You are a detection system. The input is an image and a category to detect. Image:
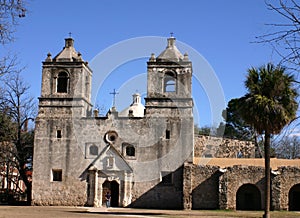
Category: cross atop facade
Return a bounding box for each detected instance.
[110,88,119,108]
[170,32,174,37]
[69,32,72,38]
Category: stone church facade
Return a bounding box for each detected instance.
[32,37,300,211]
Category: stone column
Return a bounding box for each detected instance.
[183,163,192,210]
[219,172,228,209]
[87,166,99,207]
[271,173,281,210]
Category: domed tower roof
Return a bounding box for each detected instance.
[156,36,183,62]
[119,93,145,117]
[52,38,83,62]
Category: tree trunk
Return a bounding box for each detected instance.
[263,132,271,218]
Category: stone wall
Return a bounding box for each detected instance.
[272,167,300,210]
[194,135,255,158]
[219,165,265,210]
[130,166,183,209]
[191,165,220,209]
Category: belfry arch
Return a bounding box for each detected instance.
[56,71,69,93]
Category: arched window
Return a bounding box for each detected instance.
[57,72,69,93]
[89,145,98,156]
[164,72,176,92]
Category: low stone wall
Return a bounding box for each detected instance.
[187,162,300,211]
[194,135,255,158]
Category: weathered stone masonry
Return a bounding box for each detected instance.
[32,36,300,211]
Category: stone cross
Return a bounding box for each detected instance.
[110,89,119,108]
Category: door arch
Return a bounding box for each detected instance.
[236,184,261,210]
[289,184,300,211]
[102,180,119,207]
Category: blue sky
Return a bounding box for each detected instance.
[4,0,287,127]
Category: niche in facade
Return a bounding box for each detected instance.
[85,143,99,159]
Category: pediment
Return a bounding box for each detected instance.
[89,145,133,173]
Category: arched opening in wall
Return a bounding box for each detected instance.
[164,72,176,92]
[236,184,261,210]
[57,71,69,93]
[289,184,300,211]
[102,180,119,207]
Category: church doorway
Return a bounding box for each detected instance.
[289,184,300,211]
[102,180,119,207]
[236,184,261,210]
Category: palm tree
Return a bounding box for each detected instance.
[238,63,298,218]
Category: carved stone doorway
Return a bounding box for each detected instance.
[102,180,119,207]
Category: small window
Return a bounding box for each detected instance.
[164,73,176,92]
[166,130,170,139]
[57,130,62,138]
[89,145,98,156]
[162,172,173,185]
[57,72,69,93]
[126,145,135,157]
[52,169,62,181]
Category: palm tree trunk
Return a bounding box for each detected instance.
[263,132,271,218]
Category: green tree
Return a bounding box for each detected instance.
[218,98,255,140]
[238,63,298,218]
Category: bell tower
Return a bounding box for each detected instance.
[39,37,92,117]
[145,36,194,165]
[145,36,193,117]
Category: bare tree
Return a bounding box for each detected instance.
[257,0,300,72]
[0,0,26,77]
[273,135,300,159]
[0,71,35,204]
[0,0,26,44]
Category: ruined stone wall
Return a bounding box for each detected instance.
[194,135,255,158]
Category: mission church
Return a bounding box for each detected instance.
[32,36,300,211]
